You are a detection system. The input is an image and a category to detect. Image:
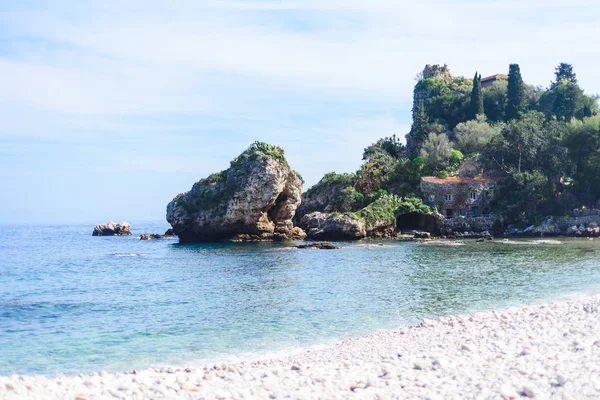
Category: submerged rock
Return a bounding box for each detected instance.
[92,221,131,236]
[301,212,366,240]
[166,142,305,243]
[296,242,339,250]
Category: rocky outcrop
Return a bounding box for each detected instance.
[294,173,358,224]
[301,212,366,241]
[166,142,305,243]
[140,232,176,240]
[140,229,176,240]
[92,221,131,236]
[507,215,600,237]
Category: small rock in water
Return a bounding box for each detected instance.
[296,242,339,250]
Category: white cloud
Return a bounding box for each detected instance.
[2,0,600,223]
[3,0,600,118]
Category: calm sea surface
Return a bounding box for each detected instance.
[1,222,600,376]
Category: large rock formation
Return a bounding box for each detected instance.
[166,142,306,243]
[301,212,366,241]
[299,193,436,241]
[92,221,131,236]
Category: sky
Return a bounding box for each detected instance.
[1,0,600,224]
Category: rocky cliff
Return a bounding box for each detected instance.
[166,142,305,242]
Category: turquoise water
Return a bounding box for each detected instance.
[1,223,600,376]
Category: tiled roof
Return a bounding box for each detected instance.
[481,74,508,82]
[422,177,500,184]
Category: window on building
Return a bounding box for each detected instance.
[471,191,477,200]
[445,194,452,202]
[428,194,435,203]
[472,207,479,216]
[458,209,465,217]
[446,209,454,218]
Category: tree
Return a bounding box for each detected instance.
[563,116,600,204]
[551,63,577,88]
[492,170,556,222]
[469,72,484,119]
[539,64,598,122]
[483,80,507,122]
[419,132,454,172]
[454,115,502,154]
[503,111,545,173]
[505,64,526,120]
[483,111,545,174]
[363,135,406,161]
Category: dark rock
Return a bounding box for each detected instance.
[140,233,175,240]
[296,242,339,250]
[93,221,131,236]
[414,231,431,239]
[164,228,175,236]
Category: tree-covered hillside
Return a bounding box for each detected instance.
[303,63,600,227]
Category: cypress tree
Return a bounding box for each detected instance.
[505,63,525,121]
[551,62,577,88]
[470,72,484,119]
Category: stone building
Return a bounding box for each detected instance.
[420,177,499,218]
[480,73,508,88]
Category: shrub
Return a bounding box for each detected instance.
[307,172,356,196]
[230,141,287,169]
[454,115,501,154]
[450,149,464,166]
[420,132,453,172]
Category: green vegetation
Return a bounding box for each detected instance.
[306,172,356,197]
[230,141,287,169]
[506,64,526,120]
[454,115,501,154]
[419,132,453,173]
[304,62,600,227]
[469,72,484,119]
[352,193,431,230]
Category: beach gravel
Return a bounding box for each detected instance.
[2,296,600,399]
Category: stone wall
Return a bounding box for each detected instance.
[442,215,496,235]
[420,178,496,217]
[422,64,451,80]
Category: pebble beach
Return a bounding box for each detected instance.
[3,296,600,399]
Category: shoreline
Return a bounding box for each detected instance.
[3,295,600,399]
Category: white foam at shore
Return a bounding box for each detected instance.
[3,295,600,399]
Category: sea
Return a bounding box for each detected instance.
[1,222,600,377]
